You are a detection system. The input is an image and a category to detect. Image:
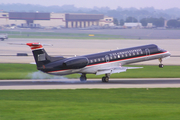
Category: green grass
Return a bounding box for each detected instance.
[0,88,180,120]
[0,31,122,39]
[0,63,180,79]
[68,65,180,78]
[66,65,180,78]
[0,64,37,79]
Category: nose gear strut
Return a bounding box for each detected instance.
[158,58,164,68]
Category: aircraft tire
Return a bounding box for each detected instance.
[102,77,109,82]
[105,77,109,82]
[80,75,87,82]
[102,77,105,82]
[159,64,164,68]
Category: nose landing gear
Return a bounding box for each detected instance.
[158,58,164,68]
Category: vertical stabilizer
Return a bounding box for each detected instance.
[26,43,51,69]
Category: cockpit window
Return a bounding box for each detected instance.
[158,47,166,52]
[158,47,161,51]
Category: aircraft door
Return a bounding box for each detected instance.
[105,55,109,62]
[145,48,150,60]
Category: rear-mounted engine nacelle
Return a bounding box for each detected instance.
[63,57,88,69]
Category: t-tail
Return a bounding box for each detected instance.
[26,43,65,70]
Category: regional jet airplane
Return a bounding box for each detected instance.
[25,43,170,82]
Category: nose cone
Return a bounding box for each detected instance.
[159,47,171,57]
[163,50,171,57]
[159,47,171,56]
[167,51,171,57]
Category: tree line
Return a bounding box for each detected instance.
[1,3,180,28]
[113,17,165,27]
[167,19,180,28]
[0,3,180,20]
[114,17,180,28]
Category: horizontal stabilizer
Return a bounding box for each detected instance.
[8,43,53,46]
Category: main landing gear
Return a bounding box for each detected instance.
[102,74,110,82]
[80,73,87,82]
[158,58,164,68]
[80,73,110,82]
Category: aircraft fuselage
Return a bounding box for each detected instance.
[38,44,170,76]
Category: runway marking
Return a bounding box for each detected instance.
[147,32,153,36]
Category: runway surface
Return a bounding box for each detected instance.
[0,38,180,90]
[0,38,180,65]
[1,78,180,90]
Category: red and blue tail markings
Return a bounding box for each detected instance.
[26,43,43,50]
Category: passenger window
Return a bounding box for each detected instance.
[129,53,131,56]
[110,56,113,59]
[102,58,105,61]
[98,58,101,61]
[122,55,124,57]
[137,52,139,55]
[114,56,116,59]
[125,54,128,57]
[133,53,135,55]
[90,60,93,63]
[94,59,97,62]
[141,51,143,54]
[118,55,120,58]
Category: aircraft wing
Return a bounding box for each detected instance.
[96,66,143,75]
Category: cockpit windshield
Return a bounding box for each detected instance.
[158,47,167,52]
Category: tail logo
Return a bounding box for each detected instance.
[38,53,46,61]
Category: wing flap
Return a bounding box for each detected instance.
[96,66,143,75]
[96,69,112,75]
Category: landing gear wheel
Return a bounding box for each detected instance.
[102,77,106,82]
[159,64,164,68]
[102,77,109,82]
[104,77,109,82]
[80,74,87,82]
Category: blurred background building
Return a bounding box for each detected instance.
[0,12,114,28]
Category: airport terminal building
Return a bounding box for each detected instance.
[0,12,114,28]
